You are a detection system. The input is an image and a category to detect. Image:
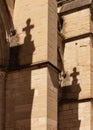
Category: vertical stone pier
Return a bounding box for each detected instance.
[5,0,58,130]
[58,1,93,130]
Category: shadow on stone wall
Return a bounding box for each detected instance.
[6,18,35,130]
[0,13,9,67]
[9,18,35,69]
[90,2,93,21]
[58,67,81,130]
[6,70,34,130]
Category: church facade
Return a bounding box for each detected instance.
[0,0,93,130]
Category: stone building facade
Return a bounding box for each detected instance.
[0,0,93,130]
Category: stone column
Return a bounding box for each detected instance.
[10,0,58,130]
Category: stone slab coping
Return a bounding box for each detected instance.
[59,0,92,14]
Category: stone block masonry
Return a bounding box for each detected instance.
[5,66,58,130]
[5,0,58,130]
[59,101,91,130]
[1,0,93,130]
[13,0,57,66]
[58,1,93,130]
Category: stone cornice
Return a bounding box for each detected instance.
[59,0,92,15]
[7,61,61,73]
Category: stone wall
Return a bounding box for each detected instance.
[59,102,91,130]
[62,9,90,39]
[5,0,58,130]
[13,0,57,66]
[58,1,93,130]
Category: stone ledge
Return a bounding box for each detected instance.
[59,97,93,104]
[63,32,92,43]
[7,61,61,73]
[59,0,92,15]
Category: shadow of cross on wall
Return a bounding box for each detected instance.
[69,67,81,99]
[61,67,81,100]
[6,19,35,130]
[58,67,81,130]
[9,18,35,69]
[70,67,79,86]
[23,18,34,37]
[19,18,35,66]
[59,67,81,130]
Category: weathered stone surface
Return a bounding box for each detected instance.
[5,1,58,130]
[0,1,93,130]
[62,8,90,39]
[5,66,58,130]
[13,0,57,66]
[60,0,92,14]
[6,68,47,129]
[58,1,93,130]
[61,37,91,100]
[59,101,92,130]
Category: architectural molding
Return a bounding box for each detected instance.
[59,0,92,15]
